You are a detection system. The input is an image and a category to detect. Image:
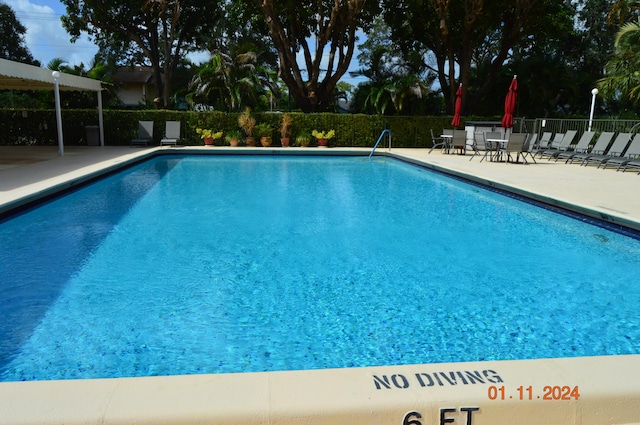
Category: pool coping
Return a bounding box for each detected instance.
[2,146,640,424]
[2,355,640,424]
[2,146,639,233]
[384,151,640,235]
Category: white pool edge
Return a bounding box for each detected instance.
[2,355,639,424]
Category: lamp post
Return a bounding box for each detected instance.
[52,71,64,156]
[588,88,598,132]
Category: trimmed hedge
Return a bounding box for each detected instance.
[0,109,496,148]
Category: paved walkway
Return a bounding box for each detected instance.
[1,145,638,231]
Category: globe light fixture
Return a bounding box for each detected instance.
[588,88,599,132]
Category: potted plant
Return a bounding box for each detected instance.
[238,107,256,146]
[279,113,293,147]
[225,129,243,147]
[296,131,312,147]
[255,123,274,147]
[196,128,223,146]
[312,129,336,147]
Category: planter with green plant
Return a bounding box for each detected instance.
[312,129,336,147]
[296,131,312,147]
[225,129,243,147]
[255,123,274,147]
[196,128,223,146]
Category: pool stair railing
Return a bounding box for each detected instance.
[369,129,392,159]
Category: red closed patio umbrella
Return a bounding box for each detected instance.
[451,83,463,127]
[501,75,518,129]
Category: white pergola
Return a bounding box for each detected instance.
[0,58,104,156]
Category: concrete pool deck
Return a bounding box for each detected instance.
[1,145,640,424]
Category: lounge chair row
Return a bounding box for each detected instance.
[429,128,640,173]
[130,121,181,147]
[531,130,640,172]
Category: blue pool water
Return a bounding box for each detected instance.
[1,155,640,382]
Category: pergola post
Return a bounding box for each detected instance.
[52,71,64,156]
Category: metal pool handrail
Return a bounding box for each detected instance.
[369,129,392,159]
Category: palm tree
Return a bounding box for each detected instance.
[189,45,273,112]
[599,19,640,104]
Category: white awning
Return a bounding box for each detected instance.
[0,58,102,91]
[0,59,104,155]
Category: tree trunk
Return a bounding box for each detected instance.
[256,0,366,112]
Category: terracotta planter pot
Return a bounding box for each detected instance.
[260,136,272,147]
[317,138,329,147]
[280,137,290,147]
[228,139,239,147]
[203,137,215,146]
[245,136,256,146]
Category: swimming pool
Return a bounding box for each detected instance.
[1,154,639,382]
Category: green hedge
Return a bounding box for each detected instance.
[0,109,492,148]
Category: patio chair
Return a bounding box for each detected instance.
[566,131,615,165]
[160,121,181,146]
[538,130,577,160]
[450,129,467,155]
[130,121,154,147]
[521,133,538,164]
[469,131,489,161]
[555,131,595,162]
[500,133,529,164]
[600,134,640,170]
[429,129,449,154]
[581,132,631,167]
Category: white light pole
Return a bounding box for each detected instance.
[588,88,599,132]
[52,71,64,156]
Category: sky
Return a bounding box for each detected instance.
[7,0,99,67]
[6,0,366,86]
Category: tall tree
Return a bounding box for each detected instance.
[383,0,572,114]
[60,0,224,108]
[0,3,38,65]
[251,0,376,112]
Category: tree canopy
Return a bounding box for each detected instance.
[60,0,225,108]
[598,0,640,109]
[6,0,635,117]
[380,0,577,115]
[0,3,38,65]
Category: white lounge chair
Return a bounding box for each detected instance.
[160,121,181,146]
